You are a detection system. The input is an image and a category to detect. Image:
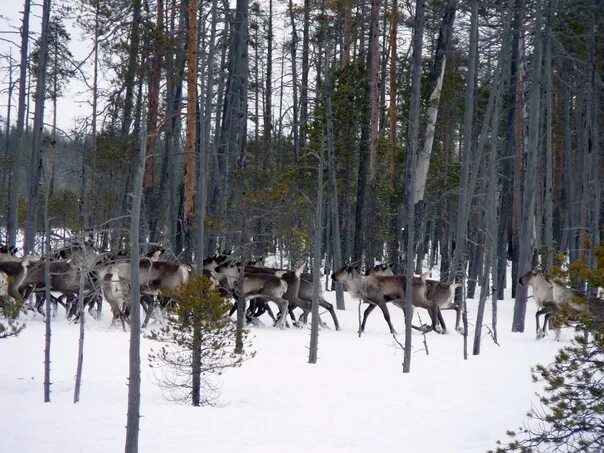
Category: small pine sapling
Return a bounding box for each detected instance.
[147,276,254,406]
[0,295,24,339]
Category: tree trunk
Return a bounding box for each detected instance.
[7,0,31,249]
[413,0,458,205]
[288,0,300,160]
[512,0,543,332]
[450,0,478,360]
[365,0,381,266]
[43,190,51,402]
[403,0,425,374]
[309,144,323,364]
[73,266,85,403]
[473,1,509,354]
[184,0,198,225]
[124,111,147,453]
[121,0,142,137]
[325,70,345,310]
[24,0,52,254]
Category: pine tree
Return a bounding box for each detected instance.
[147,276,254,406]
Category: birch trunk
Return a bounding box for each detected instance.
[413,0,458,204]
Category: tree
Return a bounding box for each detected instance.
[147,276,253,406]
[24,0,52,254]
[0,295,24,340]
[403,0,426,373]
[7,0,31,249]
[494,242,604,452]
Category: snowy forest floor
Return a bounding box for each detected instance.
[0,286,565,452]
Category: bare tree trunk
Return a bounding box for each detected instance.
[413,0,458,205]
[264,0,273,143]
[512,0,543,332]
[88,2,100,228]
[145,0,164,240]
[341,0,352,69]
[184,0,198,225]
[386,0,399,264]
[365,0,381,266]
[309,144,323,364]
[473,2,509,354]
[124,111,147,453]
[8,0,31,248]
[73,267,85,403]
[324,69,345,310]
[543,0,554,270]
[121,0,142,137]
[300,0,310,148]
[24,0,52,254]
[43,190,51,402]
[403,0,426,374]
[450,0,478,360]
[288,0,300,160]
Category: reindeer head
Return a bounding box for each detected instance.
[331,261,361,283]
[519,266,543,287]
[365,263,394,277]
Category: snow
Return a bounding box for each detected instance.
[0,287,565,453]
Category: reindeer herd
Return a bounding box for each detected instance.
[0,240,602,340]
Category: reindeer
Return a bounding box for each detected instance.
[213,260,290,329]
[425,280,462,334]
[98,258,191,329]
[362,264,458,334]
[518,267,559,339]
[243,264,341,329]
[332,263,435,335]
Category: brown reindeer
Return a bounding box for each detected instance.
[213,260,290,329]
[331,263,435,335]
[362,264,458,334]
[242,264,340,330]
[98,259,191,329]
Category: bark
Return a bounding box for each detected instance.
[43,193,51,402]
[450,0,478,360]
[121,0,142,137]
[73,266,85,403]
[512,0,543,332]
[413,0,458,204]
[473,1,509,354]
[263,0,272,143]
[365,0,381,266]
[124,111,147,453]
[341,0,352,69]
[309,144,323,364]
[403,0,426,374]
[386,0,399,265]
[543,0,554,270]
[144,0,164,239]
[288,0,300,160]
[24,0,52,254]
[300,0,310,148]
[8,0,30,248]
[184,0,198,224]
[325,72,345,310]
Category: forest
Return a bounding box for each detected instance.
[0,0,602,450]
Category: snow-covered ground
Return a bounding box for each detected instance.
[1,286,565,453]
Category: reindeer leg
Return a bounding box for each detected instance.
[536,308,546,339]
[264,296,289,329]
[431,304,446,334]
[320,299,340,331]
[437,308,447,333]
[360,303,377,335]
